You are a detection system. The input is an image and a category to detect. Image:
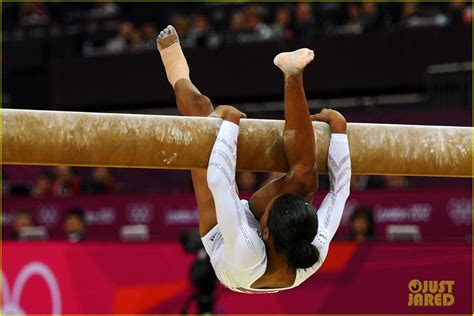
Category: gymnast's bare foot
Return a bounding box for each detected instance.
[157,25,179,51]
[157,25,190,87]
[273,48,315,76]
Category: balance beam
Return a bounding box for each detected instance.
[2,109,472,177]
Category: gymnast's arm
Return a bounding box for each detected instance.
[207,106,264,268]
[311,109,350,261]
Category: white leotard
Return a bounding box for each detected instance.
[203,120,351,294]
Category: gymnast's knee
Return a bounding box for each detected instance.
[192,94,212,110]
[175,90,212,116]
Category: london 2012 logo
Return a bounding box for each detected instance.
[2,262,62,315]
[408,279,455,307]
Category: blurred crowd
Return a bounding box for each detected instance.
[4,2,472,55]
[3,166,121,197]
[3,166,408,198]
[2,167,413,244]
[11,207,87,242]
[3,167,401,243]
[85,1,473,55]
[9,202,378,243]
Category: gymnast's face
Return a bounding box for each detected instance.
[259,195,282,241]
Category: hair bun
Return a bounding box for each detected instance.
[299,239,309,247]
[287,239,319,270]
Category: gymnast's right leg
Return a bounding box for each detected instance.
[157,25,217,236]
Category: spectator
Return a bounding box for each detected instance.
[242,5,273,42]
[12,209,34,240]
[348,206,376,242]
[350,175,370,191]
[448,0,472,24]
[188,14,212,47]
[172,15,194,48]
[2,170,10,196]
[31,169,54,197]
[105,21,140,54]
[89,1,120,19]
[401,2,449,28]
[384,176,408,189]
[360,2,383,32]
[293,2,317,40]
[401,1,419,27]
[82,167,115,194]
[336,3,363,34]
[228,6,272,43]
[139,22,158,51]
[52,166,81,197]
[271,6,294,40]
[19,2,49,26]
[237,171,259,193]
[316,2,345,33]
[82,28,112,56]
[64,208,87,242]
[227,10,246,43]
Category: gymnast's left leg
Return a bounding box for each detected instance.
[157,25,217,237]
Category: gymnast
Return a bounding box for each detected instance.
[157,25,351,293]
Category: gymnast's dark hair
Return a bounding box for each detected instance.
[267,193,319,270]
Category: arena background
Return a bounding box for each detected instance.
[1,2,472,314]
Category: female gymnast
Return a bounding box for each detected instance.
[157,25,351,293]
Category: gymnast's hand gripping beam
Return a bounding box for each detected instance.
[1,109,471,178]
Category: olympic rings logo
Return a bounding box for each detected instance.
[2,262,62,315]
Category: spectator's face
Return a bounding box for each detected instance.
[230,12,245,30]
[348,4,360,20]
[275,8,291,25]
[55,166,73,181]
[194,15,209,32]
[361,2,377,15]
[352,215,369,236]
[385,176,407,189]
[350,175,362,188]
[119,22,133,39]
[295,3,313,22]
[403,2,418,18]
[142,23,156,38]
[64,216,85,235]
[35,176,53,194]
[246,13,261,29]
[14,214,33,232]
[174,18,190,37]
[238,172,257,191]
[450,0,466,9]
[93,167,110,181]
